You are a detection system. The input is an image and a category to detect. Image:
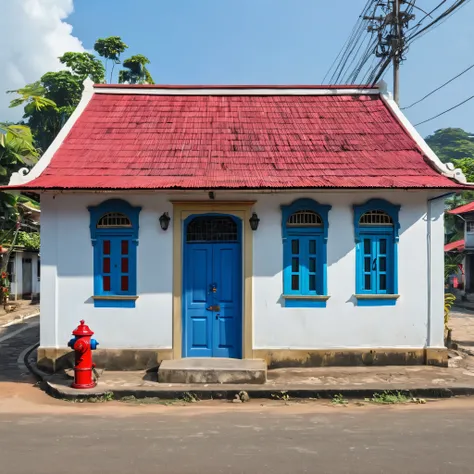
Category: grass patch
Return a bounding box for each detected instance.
[365,391,410,404]
[181,392,200,403]
[271,391,290,402]
[331,394,348,405]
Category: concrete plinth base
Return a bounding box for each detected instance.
[158,358,267,384]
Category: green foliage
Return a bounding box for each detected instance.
[9,70,84,151]
[119,54,154,84]
[0,124,39,183]
[59,52,105,84]
[425,128,474,164]
[365,391,409,404]
[445,253,464,284]
[331,394,348,405]
[444,293,456,331]
[94,36,128,62]
[94,36,128,83]
[7,82,57,115]
[8,35,152,150]
[445,194,470,236]
[271,390,290,402]
[16,231,40,250]
[451,158,474,183]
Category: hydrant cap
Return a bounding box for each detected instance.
[72,319,94,336]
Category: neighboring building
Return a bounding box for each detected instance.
[1,202,41,302]
[4,80,469,371]
[448,202,474,293]
[6,247,40,301]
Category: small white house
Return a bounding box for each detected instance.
[7,248,40,301]
[5,80,468,371]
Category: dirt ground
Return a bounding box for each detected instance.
[2,378,474,416]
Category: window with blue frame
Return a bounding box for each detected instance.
[353,199,400,306]
[281,199,331,307]
[88,200,141,308]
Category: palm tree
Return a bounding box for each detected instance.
[118,55,154,84]
[0,123,39,183]
[0,123,40,275]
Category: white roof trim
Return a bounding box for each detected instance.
[8,78,95,187]
[93,86,380,96]
[380,91,469,185]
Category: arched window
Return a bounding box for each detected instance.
[97,213,132,228]
[88,199,141,308]
[353,199,400,305]
[281,199,331,307]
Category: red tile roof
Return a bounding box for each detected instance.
[11,87,464,190]
[445,239,465,252]
[448,202,474,215]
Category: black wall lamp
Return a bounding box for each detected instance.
[159,212,171,231]
[249,212,260,231]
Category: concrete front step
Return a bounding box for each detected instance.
[158,358,267,384]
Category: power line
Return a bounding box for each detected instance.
[369,0,471,88]
[406,0,471,46]
[324,0,377,85]
[406,0,448,33]
[402,62,474,110]
[414,95,474,126]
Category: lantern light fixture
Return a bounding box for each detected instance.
[159,212,171,231]
[249,212,260,231]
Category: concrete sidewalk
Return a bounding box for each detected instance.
[451,308,474,356]
[30,355,474,401]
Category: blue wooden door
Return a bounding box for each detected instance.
[184,244,214,357]
[183,217,242,358]
[212,244,241,358]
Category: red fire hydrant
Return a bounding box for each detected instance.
[67,320,99,389]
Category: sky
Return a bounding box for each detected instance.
[1,0,474,138]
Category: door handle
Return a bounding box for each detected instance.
[372,258,377,271]
[206,305,220,312]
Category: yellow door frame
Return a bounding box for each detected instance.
[171,201,255,359]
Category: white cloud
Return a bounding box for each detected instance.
[0,0,84,121]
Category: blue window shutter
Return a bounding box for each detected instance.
[88,199,141,308]
[281,199,331,306]
[353,199,399,299]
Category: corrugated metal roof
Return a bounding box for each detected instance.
[445,239,465,252]
[449,202,474,215]
[12,91,463,190]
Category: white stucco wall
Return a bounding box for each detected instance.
[39,190,445,351]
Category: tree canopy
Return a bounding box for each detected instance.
[7,36,154,151]
[425,128,474,165]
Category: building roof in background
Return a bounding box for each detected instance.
[4,83,467,191]
[445,239,465,252]
[448,202,474,215]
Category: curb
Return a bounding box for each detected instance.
[451,341,474,357]
[24,352,474,402]
[42,381,474,402]
[23,343,47,382]
[1,311,40,328]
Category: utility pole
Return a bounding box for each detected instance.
[364,0,414,105]
[393,0,401,104]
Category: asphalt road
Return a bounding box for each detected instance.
[1,316,474,473]
[1,399,474,474]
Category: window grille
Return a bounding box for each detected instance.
[97,213,132,228]
[359,210,393,226]
[467,221,474,233]
[287,210,323,227]
[187,216,238,242]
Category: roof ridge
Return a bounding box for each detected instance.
[93,84,379,90]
